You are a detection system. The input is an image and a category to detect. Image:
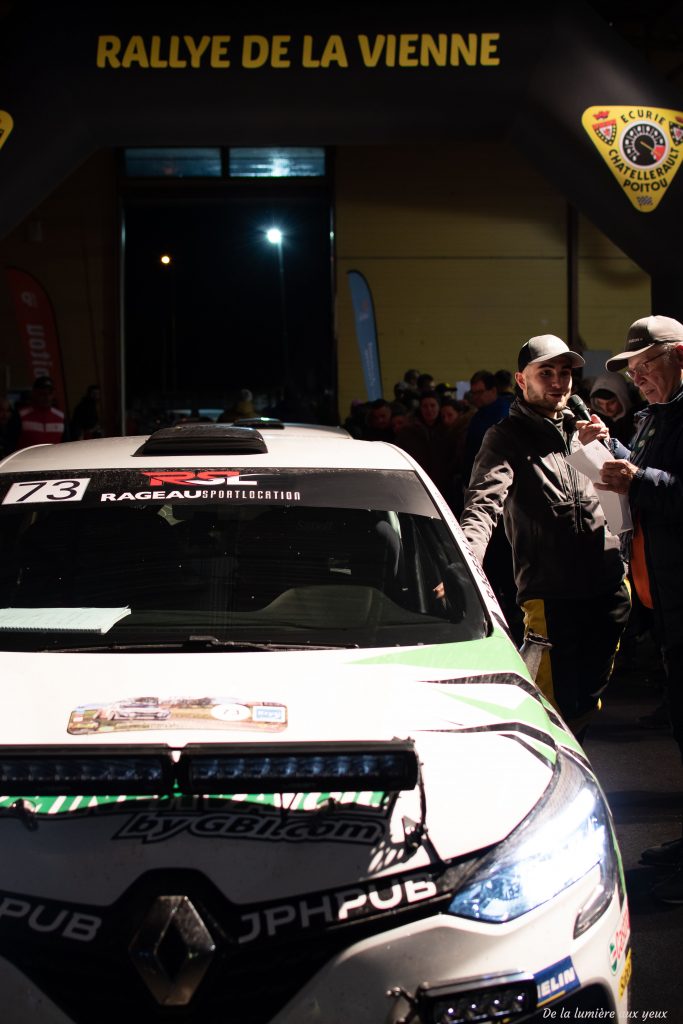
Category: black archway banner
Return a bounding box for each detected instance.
[1,2,682,279]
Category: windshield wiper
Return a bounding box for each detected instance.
[46,637,358,653]
[188,636,359,650]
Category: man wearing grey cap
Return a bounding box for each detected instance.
[460,334,630,741]
[597,314,683,905]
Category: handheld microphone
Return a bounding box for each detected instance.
[567,394,593,423]
[567,393,610,449]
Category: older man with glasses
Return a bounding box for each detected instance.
[598,314,683,905]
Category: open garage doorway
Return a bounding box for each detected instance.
[122,166,336,433]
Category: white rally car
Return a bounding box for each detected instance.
[0,422,630,1024]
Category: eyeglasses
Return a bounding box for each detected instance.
[625,349,668,382]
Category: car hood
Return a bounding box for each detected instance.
[0,631,584,903]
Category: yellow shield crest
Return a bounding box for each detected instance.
[582,105,683,212]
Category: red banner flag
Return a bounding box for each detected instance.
[5,266,68,413]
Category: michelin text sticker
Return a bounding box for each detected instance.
[534,957,580,1006]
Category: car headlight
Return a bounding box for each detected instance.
[448,753,618,928]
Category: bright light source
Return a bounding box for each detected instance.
[160,254,172,265]
[420,980,536,1023]
[266,228,283,245]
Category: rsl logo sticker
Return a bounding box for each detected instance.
[582,105,683,212]
[0,111,13,152]
[140,471,257,487]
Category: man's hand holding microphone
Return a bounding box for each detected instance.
[567,394,611,447]
[568,393,637,494]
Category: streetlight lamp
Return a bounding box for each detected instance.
[265,227,289,384]
[159,252,176,398]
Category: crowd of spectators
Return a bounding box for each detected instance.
[345,362,646,507]
[344,365,524,518]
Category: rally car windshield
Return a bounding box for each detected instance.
[0,467,489,650]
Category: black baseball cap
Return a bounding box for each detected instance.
[605,315,683,372]
[518,335,585,372]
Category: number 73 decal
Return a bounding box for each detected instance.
[2,478,91,504]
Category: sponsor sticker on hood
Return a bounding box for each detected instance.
[68,695,288,734]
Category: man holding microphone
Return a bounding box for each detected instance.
[460,334,630,742]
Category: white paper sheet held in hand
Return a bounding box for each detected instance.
[565,440,633,535]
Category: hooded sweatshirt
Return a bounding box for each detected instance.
[589,372,633,421]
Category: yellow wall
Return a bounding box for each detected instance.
[577,215,651,352]
[334,143,650,415]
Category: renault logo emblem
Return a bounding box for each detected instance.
[129,895,216,1005]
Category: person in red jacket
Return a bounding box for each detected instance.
[16,376,67,449]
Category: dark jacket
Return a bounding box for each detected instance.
[613,382,683,648]
[463,394,511,484]
[395,418,450,494]
[460,398,624,604]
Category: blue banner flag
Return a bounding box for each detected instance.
[347,270,382,401]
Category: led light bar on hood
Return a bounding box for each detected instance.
[177,741,419,794]
[0,746,173,795]
[0,741,419,797]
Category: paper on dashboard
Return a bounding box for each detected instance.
[0,606,131,633]
[565,440,633,534]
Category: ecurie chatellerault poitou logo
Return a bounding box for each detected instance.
[582,105,683,212]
